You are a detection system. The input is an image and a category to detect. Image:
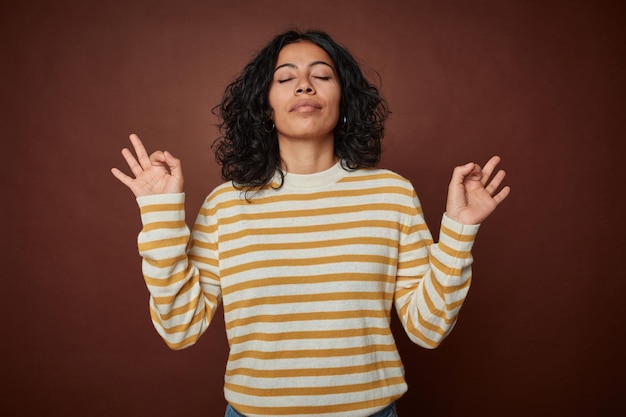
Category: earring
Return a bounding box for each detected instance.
[263,120,275,133]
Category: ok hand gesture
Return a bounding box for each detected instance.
[111,134,184,197]
[445,156,510,225]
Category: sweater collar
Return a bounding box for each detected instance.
[279,160,348,189]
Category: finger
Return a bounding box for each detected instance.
[111,167,134,188]
[129,133,152,169]
[485,169,507,195]
[121,147,145,178]
[480,156,502,186]
[492,185,511,205]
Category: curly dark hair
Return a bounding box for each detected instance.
[212,30,390,190]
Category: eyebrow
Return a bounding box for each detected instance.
[274,61,335,73]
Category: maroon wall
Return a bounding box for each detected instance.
[3,1,624,416]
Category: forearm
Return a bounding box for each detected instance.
[396,214,479,348]
[137,193,214,349]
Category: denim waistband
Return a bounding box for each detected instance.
[370,401,397,417]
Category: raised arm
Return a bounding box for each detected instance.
[112,134,219,349]
[395,156,510,348]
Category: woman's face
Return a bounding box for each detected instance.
[268,40,341,146]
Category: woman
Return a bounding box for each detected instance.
[111,30,509,417]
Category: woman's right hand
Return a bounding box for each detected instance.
[111,134,184,197]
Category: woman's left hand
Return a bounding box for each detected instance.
[445,156,510,225]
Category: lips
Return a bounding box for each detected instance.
[289,99,322,112]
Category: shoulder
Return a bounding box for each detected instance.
[198,180,246,212]
[340,167,416,191]
[201,180,279,210]
[332,167,421,210]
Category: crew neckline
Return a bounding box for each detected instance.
[279,160,348,189]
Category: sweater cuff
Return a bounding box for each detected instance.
[440,213,480,253]
[136,192,185,205]
[136,193,186,224]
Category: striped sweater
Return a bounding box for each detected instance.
[136,161,479,417]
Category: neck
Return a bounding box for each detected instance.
[279,136,338,174]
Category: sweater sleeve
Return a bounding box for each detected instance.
[136,193,221,350]
[394,192,480,349]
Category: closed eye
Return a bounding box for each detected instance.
[278,78,294,84]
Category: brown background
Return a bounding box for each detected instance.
[2,0,625,416]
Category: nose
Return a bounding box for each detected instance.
[295,80,315,94]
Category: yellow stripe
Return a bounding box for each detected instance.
[397,256,429,270]
[150,306,206,333]
[432,274,472,296]
[206,185,239,201]
[419,275,447,322]
[439,241,472,258]
[153,299,205,322]
[398,239,429,254]
[428,270,446,301]
[222,254,395,277]
[416,308,449,336]
[198,269,221,283]
[338,172,408,183]
[225,291,391,314]
[225,375,406,397]
[187,254,219,268]
[141,220,187,232]
[228,343,398,361]
[217,220,403,243]
[405,313,438,348]
[221,236,398,259]
[229,327,391,345]
[155,330,201,350]
[151,274,200,305]
[396,272,458,330]
[138,236,188,252]
[225,309,388,331]
[430,255,463,277]
[447,297,466,311]
[189,239,217,251]
[144,268,187,287]
[440,224,475,242]
[203,186,415,216]
[140,202,183,214]
[224,272,394,296]
[143,254,187,269]
[400,220,429,235]
[226,360,403,378]
[214,203,415,226]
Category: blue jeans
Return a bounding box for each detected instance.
[225,402,397,417]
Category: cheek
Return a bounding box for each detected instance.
[268,91,286,121]
[329,86,341,113]
[329,94,341,119]
[267,92,275,117]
